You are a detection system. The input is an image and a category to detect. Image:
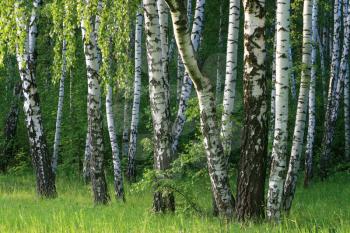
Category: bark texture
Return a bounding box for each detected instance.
[143,0,174,212]
[15,0,57,198]
[235,0,268,221]
[266,0,290,222]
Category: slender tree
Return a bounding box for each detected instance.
[143,0,174,212]
[166,0,235,218]
[106,84,124,200]
[215,0,223,105]
[319,0,343,179]
[52,40,67,174]
[304,0,318,187]
[14,0,57,197]
[220,0,240,157]
[283,0,313,211]
[127,9,143,182]
[81,0,109,204]
[266,0,291,222]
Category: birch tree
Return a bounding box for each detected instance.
[81,0,109,204]
[304,0,318,187]
[283,0,313,211]
[127,9,143,182]
[106,84,124,200]
[165,0,235,218]
[14,0,57,197]
[52,40,67,174]
[320,0,341,179]
[143,0,174,212]
[266,0,291,221]
[235,0,268,221]
[215,0,223,105]
[220,0,240,157]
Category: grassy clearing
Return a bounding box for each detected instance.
[0,172,349,233]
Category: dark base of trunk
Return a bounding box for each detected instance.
[212,195,219,217]
[304,168,313,188]
[153,191,175,213]
[91,175,110,204]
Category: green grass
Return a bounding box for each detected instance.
[0,172,349,233]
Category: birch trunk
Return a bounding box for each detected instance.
[81,0,109,204]
[317,32,327,108]
[319,0,343,179]
[143,0,174,212]
[171,0,205,154]
[269,31,276,151]
[344,2,350,161]
[106,85,124,200]
[266,0,291,222]
[304,0,318,187]
[235,0,268,221]
[157,0,169,81]
[15,0,57,197]
[52,40,67,174]
[1,83,21,173]
[282,0,313,211]
[215,1,223,105]
[82,131,91,183]
[166,0,235,218]
[289,48,297,99]
[127,10,143,182]
[220,0,240,157]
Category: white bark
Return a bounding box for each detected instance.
[81,0,109,203]
[171,0,205,154]
[157,0,169,81]
[15,0,56,197]
[220,0,240,157]
[266,0,291,221]
[106,85,124,200]
[304,0,318,187]
[283,0,313,211]
[52,40,67,174]
[127,10,143,181]
[269,30,277,149]
[143,0,174,211]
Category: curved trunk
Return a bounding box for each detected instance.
[171,0,205,154]
[15,0,57,198]
[319,0,343,179]
[282,0,313,211]
[235,0,268,221]
[127,10,143,182]
[304,0,318,187]
[81,0,109,204]
[52,40,67,174]
[143,0,174,212]
[166,0,235,218]
[220,0,240,157]
[266,0,291,222]
[106,85,124,200]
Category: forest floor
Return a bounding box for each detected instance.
[0,172,349,233]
